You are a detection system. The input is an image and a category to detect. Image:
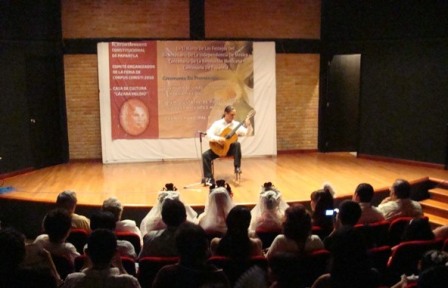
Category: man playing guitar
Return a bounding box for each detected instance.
[202,105,254,186]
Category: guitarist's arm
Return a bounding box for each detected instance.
[206,122,226,145]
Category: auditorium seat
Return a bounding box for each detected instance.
[354,220,390,248]
[51,254,75,280]
[74,255,137,276]
[66,228,89,254]
[255,228,282,249]
[137,256,179,288]
[387,216,413,246]
[368,245,392,285]
[115,231,141,255]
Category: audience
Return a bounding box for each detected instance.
[432,224,448,239]
[139,183,197,236]
[310,184,335,236]
[352,183,385,224]
[324,200,362,251]
[266,204,324,260]
[197,185,234,235]
[62,229,141,288]
[139,198,187,258]
[267,252,306,288]
[210,205,263,259]
[152,222,230,288]
[34,208,80,265]
[401,217,435,242]
[249,182,289,234]
[102,197,143,244]
[378,179,423,221]
[56,190,90,232]
[0,227,59,288]
[89,210,137,259]
[311,226,379,288]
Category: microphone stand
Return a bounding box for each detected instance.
[183,131,208,189]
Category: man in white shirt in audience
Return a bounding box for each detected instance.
[352,183,385,224]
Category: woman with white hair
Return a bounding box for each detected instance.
[249,182,289,234]
[140,183,197,236]
[197,184,234,235]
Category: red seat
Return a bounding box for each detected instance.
[386,239,444,284]
[66,229,89,254]
[74,255,136,276]
[300,249,331,287]
[368,245,392,285]
[138,256,179,288]
[387,217,413,246]
[354,220,390,248]
[207,255,268,286]
[443,238,448,252]
[116,231,141,255]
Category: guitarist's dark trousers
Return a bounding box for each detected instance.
[202,142,242,179]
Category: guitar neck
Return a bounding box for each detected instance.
[225,121,244,139]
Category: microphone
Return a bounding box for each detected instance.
[198,131,207,135]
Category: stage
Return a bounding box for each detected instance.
[2,152,448,207]
[2,152,448,238]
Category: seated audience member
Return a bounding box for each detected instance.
[89,211,136,259]
[352,183,385,224]
[140,183,197,236]
[139,198,187,258]
[266,204,324,260]
[197,184,234,235]
[324,200,362,251]
[311,226,379,288]
[211,205,263,259]
[102,197,143,244]
[0,227,59,288]
[378,179,423,221]
[432,224,448,239]
[56,190,90,232]
[34,208,80,265]
[249,182,289,234]
[152,222,230,288]
[401,217,435,242]
[391,250,448,288]
[62,229,141,288]
[310,184,335,236]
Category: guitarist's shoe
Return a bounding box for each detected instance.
[234,167,242,174]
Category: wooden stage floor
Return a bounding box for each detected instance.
[2,152,448,209]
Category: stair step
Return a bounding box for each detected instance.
[428,188,448,202]
[425,213,448,228]
[420,199,448,219]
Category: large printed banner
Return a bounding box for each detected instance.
[98,41,276,163]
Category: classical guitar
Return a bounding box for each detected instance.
[209,110,256,157]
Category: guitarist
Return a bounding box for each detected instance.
[202,105,253,186]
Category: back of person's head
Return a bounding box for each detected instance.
[402,217,435,242]
[260,182,281,211]
[161,198,187,227]
[392,179,411,199]
[209,179,233,197]
[90,210,117,231]
[0,228,26,272]
[354,183,374,203]
[418,265,448,288]
[338,200,362,226]
[310,187,334,230]
[328,226,375,288]
[283,204,312,245]
[43,208,72,243]
[56,190,77,212]
[226,205,251,234]
[102,197,123,222]
[86,229,117,266]
[419,250,448,272]
[175,222,209,264]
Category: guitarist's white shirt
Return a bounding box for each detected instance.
[206,118,249,142]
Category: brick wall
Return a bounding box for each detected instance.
[62,0,320,159]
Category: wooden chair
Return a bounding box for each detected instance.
[116,231,142,255]
[66,228,89,254]
[137,256,179,288]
